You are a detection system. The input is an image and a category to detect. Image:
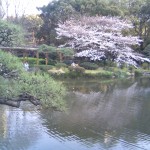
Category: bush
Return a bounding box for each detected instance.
[0,20,25,46]
[134,70,142,77]
[20,57,45,65]
[48,59,57,65]
[113,70,127,78]
[104,60,117,67]
[20,72,66,109]
[86,71,113,79]
[128,65,135,73]
[63,59,73,65]
[68,66,85,74]
[35,65,54,72]
[142,62,149,70]
[0,50,24,76]
[104,66,114,72]
[80,62,99,70]
[55,62,67,68]
[0,50,66,110]
[120,63,127,69]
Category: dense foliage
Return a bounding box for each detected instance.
[80,62,99,70]
[0,50,66,110]
[0,20,25,46]
[37,0,150,47]
[37,0,124,44]
[35,0,150,67]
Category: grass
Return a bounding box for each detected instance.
[46,67,126,79]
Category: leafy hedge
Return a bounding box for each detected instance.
[55,62,67,68]
[34,65,54,72]
[80,62,99,70]
[68,66,85,74]
[19,57,45,65]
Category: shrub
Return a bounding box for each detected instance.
[20,72,66,109]
[80,62,99,70]
[113,70,127,78]
[75,66,85,73]
[104,60,117,67]
[20,57,45,65]
[0,50,66,110]
[120,63,127,69]
[48,59,57,65]
[104,67,114,72]
[0,50,24,76]
[0,20,25,46]
[134,70,142,77]
[128,65,135,73]
[55,62,67,68]
[142,62,149,70]
[68,66,85,74]
[93,71,113,79]
[35,65,54,72]
[63,59,73,65]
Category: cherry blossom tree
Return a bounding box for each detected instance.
[56,16,150,67]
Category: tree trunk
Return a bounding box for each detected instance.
[0,93,41,108]
[45,53,48,65]
[36,52,39,65]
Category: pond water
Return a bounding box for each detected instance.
[0,77,150,150]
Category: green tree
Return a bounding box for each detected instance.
[37,0,124,45]
[37,0,75,45]
[37,44,74,64]
[0,50,66,110]
[0,20,25,46]
[127,0,150,50]
[20,15,43,46]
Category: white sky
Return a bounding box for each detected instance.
[2,0,51,16]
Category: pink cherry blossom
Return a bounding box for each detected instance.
[56,16,150,67]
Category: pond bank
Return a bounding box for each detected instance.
[45,67,150,79]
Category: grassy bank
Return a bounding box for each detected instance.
[32,65,150,79]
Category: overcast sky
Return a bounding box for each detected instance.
[2,0,51,16]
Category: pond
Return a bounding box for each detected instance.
[0,77,150,150]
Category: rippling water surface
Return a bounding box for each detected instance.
[0,77,150,150]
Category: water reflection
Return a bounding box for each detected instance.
[40,78,150,149]
[0,105,43,150]
[0,78,150,150]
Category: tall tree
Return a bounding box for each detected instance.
[37,0,76,45]
[0,20,25,46]
[38,0,124,45]
[19,15,43,46]
[126,0,150,50]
